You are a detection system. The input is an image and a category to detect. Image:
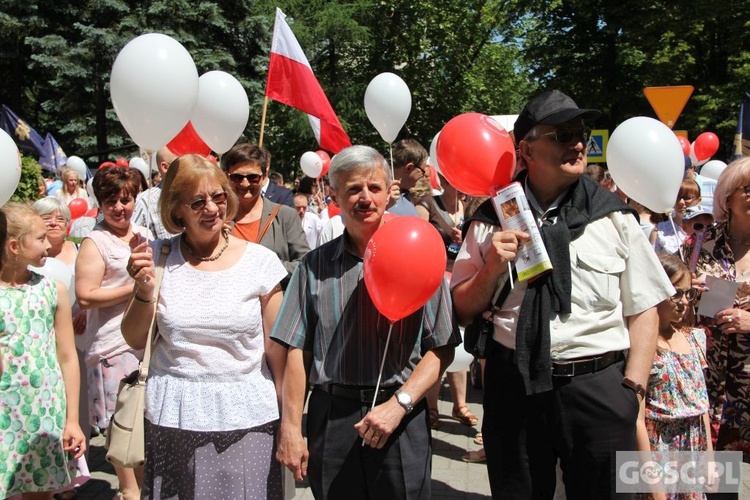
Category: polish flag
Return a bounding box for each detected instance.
[266,8,351,154]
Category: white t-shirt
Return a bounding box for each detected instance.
[146,238,287,431]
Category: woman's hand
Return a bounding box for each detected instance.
[717,308,749,334]
[127,241,155,294]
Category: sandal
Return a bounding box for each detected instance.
[429,408,440,429]
[451,405,479,426]
[473,433,483,445]
[462,448,486,463]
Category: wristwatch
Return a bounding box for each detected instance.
[394,390,414,414]
[622,377,646,401]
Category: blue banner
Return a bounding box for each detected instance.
[39,133,67,173]
[733,92,750,160]
[0,105,46,160]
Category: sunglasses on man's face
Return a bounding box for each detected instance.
[540,128,591,145]
[229,172,263,184]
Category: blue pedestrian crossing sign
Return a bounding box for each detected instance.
[587,129,608,163]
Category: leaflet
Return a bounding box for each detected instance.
[490,182,552,281]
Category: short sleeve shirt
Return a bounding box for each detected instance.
[271,232,461,386]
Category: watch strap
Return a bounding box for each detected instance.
[622,377,646,400]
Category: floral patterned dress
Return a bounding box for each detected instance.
[644,328,709,500]
[646,328,709,451]
[684,221,750,461]
[0,274,77,497]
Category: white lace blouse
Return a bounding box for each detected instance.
[145,237,287,432]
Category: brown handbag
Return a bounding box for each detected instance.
[105,241,170,468]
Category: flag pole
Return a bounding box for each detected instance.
[259,96,270,148]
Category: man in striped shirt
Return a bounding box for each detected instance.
[272,145,460,500]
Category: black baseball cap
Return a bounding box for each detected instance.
[513,90,601,145]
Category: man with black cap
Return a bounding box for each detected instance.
[451,90,674,498]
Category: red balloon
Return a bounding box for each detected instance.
[68,198,88,220]
[84,207,98,218]
[168,121,212,156]
[437,113,516,196]
[693,132,720,162]
[206,154,218,163]
[364,217,446,322]
[116,157,129,168]
[316,150,331,178]
[676,135,691,156]
[327,202,341,218]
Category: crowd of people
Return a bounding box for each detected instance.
[1,88,749,500]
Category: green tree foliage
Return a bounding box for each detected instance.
[499,0,750,160]
[11,155,43,204]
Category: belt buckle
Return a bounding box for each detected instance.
[554,361,576,377]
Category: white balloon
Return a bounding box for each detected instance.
[110,33,199,151]
[65,155,88,180]
[700,160,728,181]
[447,331,474,372]
[29,257,75,305]
[300,151,323,178]
[68,216,97,239]
[364,73,411,143]
[0,129,21,207]
[86,178,96,200]
[129,157,150,179]
[191,71,250,154]
[428,131,442,174]
[607,117,684,213]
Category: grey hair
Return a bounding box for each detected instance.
[329,145,392,190]
[31,196,71,221]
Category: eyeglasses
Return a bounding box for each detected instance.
[692,222,706,231]
[540,128,590,145]
[41,216,68,226]
[411,164,428,178]
[229,173,263,184]
[185,192,227,212]
[669,288,698,303]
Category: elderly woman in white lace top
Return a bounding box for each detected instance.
[121,155,287,500]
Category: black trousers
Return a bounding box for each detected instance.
[483,341,640,499]
[306,386,432,500]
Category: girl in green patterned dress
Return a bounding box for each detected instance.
[0,203,86,499]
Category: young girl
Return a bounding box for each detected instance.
[636,252,711,499]
[0,203,86,499]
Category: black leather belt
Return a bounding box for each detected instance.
[318,383,397,404]
[552,350,624,377]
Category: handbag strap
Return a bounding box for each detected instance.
[256,204,281,243]
[138,240,171,381]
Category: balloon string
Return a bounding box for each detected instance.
[667,209,685,262]
[508,262,514,289]
[362,321,394,447]
[389,145,394,179]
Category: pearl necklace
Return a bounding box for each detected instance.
[182,230,229,262]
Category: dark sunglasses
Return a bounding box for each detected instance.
[541,128,591,145]
[669,288,698,303]
[229,172,263,184]
[692,222,706,231]
[185,192,227,212]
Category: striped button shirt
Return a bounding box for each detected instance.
[271,232,461,387]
